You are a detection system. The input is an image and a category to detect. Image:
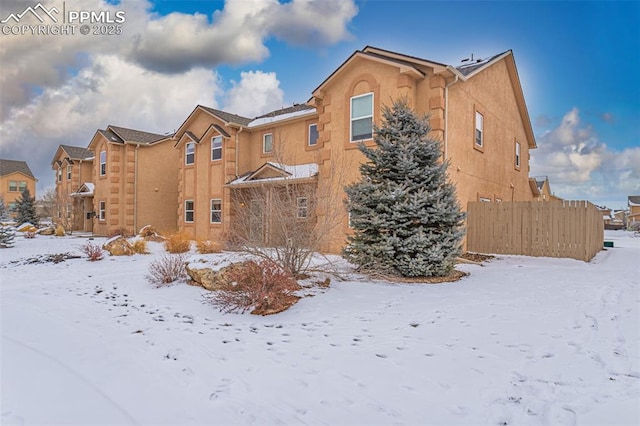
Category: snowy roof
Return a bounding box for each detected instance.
[227,162,318,186]
[248,105,316,128]
[628,196,640,207]
[70,183,95,197]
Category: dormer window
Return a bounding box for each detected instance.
[99,151,106,176]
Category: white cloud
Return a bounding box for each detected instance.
[531,108,640,204]
[0,0,357,118]
[0,54,221,192]
[223,71,284,117]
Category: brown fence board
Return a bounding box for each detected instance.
[467,200,603,261]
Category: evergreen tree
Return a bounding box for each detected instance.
[0,197,8,221]
[0,225,16,248]
[344,99,465,277]
[14,188,38,226]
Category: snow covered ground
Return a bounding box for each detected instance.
[1,231,638,425]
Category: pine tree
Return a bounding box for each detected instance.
[0,197,8,222]
[0,225,16,248]
[344,99,465,277]
[14,188,38,226]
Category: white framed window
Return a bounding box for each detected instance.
[8,180,17,192]
[98,201,106,221]
[475,111,484,147]
[308,124,319,146]
[57,168,62,182]
[66,203,71,219]
[515,141,521,168]
[350,93,373,142]
[67,164,72,180]
[211,136,222,161]
[263,133,273,154]
[18,181,26,192]
[210,199,222,223]
[185,142,195,165]
[99,151,107,176]
[184,200,194,223]
[479,197,491,202]
[297,197,308,219]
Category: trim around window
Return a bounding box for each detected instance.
[515,140,521,170]
[263,133,273,154]
[184,200,194,223]
[99,151,107,176]
[296,197,308,219]
[210,198,222,223]
[308,124,318,147]
[211,136,222,161]
[185,142,195,165]
[475,111,484,148]
[350,92,373,142]
[98,200,106,221]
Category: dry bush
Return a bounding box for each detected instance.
[110,227,133,238]
[164,231,192,253]
[132,239,149,254]
[206,259,301,315]
[146,253,187,287]
[196,239,222,254]
[81,241,104,261]
[54,223,65,237]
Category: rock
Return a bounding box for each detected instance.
[102,235,134,256]
[139,224,164,242]
[16,222,37,233]
[186,262,244,291]
[38,226,56,235]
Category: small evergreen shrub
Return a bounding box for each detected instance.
[164,232,191,253]
[81,241,104,261]
[146,253,187,287]
[196,239,222,254]
[132,239,149,254]
[207,260,301,315]
[0,225,16,248]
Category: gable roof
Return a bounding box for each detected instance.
[455,51,511,77]
[108,125,169,144]
[629,196,640,207]
[0,159,35,179]
[199,106,253,127]
[227,162,318,186]
[60,145,94,160]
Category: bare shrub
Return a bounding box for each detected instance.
[132,239,149,254]
[196,239,222,254]
[164,231,192,253]
[207,259,301,315]
[54,223,66,237]
[81,241,104,261]
[110,227,133,238]
[146,253,187,287]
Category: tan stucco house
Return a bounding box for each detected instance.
[51,145,94,231]
[0,159,37,217]
[173,46,538,253]
[86,125,179,236]
[629,196,640,227]
[530,176,562,202]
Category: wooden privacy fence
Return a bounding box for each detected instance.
[466,201,604,261]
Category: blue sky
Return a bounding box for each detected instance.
[1,0,638,208]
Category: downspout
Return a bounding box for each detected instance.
[134,144,139,234]
[444,73,460,160]
[235,126,243,178]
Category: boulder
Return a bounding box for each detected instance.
[102,235,134,256]
[38,226,56,235]
[185,262,242,291]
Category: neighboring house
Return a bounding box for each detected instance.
[172,46,539,253]
[50,144,94,231]
[529,176,562,201]
[86,125,179,236]
[0,159,37,217]
[628,196,640,227]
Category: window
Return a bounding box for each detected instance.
[297,197,308,219]
[8,181,17,192]
[479,197,491,202]
[515,141,521,168]
[66,203,71,219]
[263,133,273,154]
[185,142,195,165]
[350,93,373,142]
[57,168,62,182]
[211,136,222,161]
[18,181,26,192]
[99,151,107,176]
[67,165,72,180]
[475,111,484,147]
[184,200,194,223]
[308,124,319,146]
[98,201,106,221]
[210,199,222,223]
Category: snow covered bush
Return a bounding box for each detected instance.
[344,99,465,277]
[206,259,301,315]
[164,232,191,253]
[0,225,16,248]
[146,253,188,287]
[81,241,104,261]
